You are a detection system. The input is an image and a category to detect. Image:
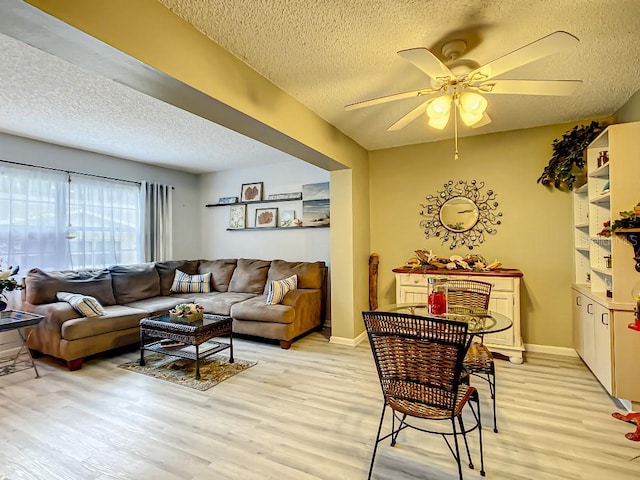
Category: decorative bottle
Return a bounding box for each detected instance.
[427,276,448,315]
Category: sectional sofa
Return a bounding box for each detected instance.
[21,258,327,370]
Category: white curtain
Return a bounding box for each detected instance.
[140,181,173,262]
[0,164,142,274]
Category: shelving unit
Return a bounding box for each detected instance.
[572,121,640,402]
[205,197,300,208]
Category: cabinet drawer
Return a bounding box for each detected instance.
[399,274,429,287]
[477,277,514,292]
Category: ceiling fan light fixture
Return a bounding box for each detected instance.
[427,95,452,118]
[459,92,488,116]
[427,115,450,130]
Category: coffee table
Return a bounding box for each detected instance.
[139,313,233,380]
[0,310,44,378]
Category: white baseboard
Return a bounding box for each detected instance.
[329,330,367,347]
[524,343,578,357]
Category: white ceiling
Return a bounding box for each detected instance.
[1,0,640,172]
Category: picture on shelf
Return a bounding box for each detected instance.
[302,182,330,201]
[303,199,330,227]
[229,205,246,229]
[241,182,263,202]
[218,196,237,204]
[279,210,295,227]
[255,207,278,228]
[267,192,302,201]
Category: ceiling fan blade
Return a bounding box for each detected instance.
[387,99,432,131]
[344,88,438,111]
[397,47,454,82]
[468,31,579,81]
[478,79,582,96]
[472,113,492,128]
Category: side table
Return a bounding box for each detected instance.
[0,310,44,378]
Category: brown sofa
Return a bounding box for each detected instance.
[21,258,327,370]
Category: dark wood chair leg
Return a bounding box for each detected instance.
[279,340,292,349]
[66,358,83,371]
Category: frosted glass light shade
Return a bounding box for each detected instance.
[426,95,452,130]
[459,92,488,114]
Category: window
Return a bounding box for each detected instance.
[0,164,142,273]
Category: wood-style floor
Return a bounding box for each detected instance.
[0,330,639,480]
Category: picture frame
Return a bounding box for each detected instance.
[302,182,330,201]
[255,207,278,228]
[303,199,330,227]
[228,204,246,229]
[267,192,302,201]
[241,182,263,202]
[279,210,296,227]
[218,196,238,204]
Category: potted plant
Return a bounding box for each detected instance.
[537,121,604,191]
[0,262,21,311]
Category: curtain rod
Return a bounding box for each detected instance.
[0,159,174,189]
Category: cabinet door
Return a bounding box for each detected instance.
[398,286,429,304]
[592,302,612,394]
[572,290,585,358]
[484,292,514,346]
[582,299,596,369]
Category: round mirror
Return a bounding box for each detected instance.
[439,197,479,232]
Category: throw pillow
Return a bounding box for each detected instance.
[266,274,298,305]
[56,291,106,317]
[170,269,212,293]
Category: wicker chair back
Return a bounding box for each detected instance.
[446,279,492,311]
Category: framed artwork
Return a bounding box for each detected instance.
[268,192,302,201]
[241,182,263,202]
[229,204,246,229]
[303,199,330,227]
[255,207,278,228]
[302,182,329,201]
[218,196,238,204]
[279,210,296,227]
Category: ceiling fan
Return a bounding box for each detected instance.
[345,31,582,158]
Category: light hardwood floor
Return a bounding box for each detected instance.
[0,331,639,480]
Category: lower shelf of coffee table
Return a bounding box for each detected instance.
[142,340,230,361]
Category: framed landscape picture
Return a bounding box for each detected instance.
[302,182,329,201]
[229,204,246,229]
[255,207,278,228]
[279,210,295,227]
[241,182,263,202]
[303,199,330,227]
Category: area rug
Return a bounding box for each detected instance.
[118,353,256,391]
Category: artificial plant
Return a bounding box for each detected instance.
[537,120,604,191]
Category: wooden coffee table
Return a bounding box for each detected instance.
[139,313,233,380]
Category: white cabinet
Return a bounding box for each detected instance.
[572,287,612,394]
[571,122,640,401]
[394,270,524,363]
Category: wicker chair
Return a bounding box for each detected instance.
[363,310,485,480]
[447,279,498,433]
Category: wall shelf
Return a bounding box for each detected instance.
[590,191,610,204]
[206,197,301,207]
[226,225,329,231]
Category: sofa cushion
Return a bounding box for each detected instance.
[124,296,186,316]
[266,275,297,305]
[155,260,200,296]
[230,295,295,324]
[198,259,237,292]
[228,259,271,294]
[109,263,161,304]
[263,260,325,293]
[25,268,116,306]
[56,292,105,317]
[188,292,256,316]
[170,270,211,293]
[61,305,147,341]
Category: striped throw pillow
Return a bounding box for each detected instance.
[57,291,106,317]
[170,269,212,293]
[266,274,298,305]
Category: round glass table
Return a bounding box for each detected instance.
[377,303,513,336]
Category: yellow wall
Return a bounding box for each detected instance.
[615,88,640,123]
[370,123,592,348]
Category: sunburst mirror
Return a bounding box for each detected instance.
[420,180,502,250]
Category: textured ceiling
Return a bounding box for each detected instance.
[1,1,640,173]
[161,0,640,150]
[0,32,299,174]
